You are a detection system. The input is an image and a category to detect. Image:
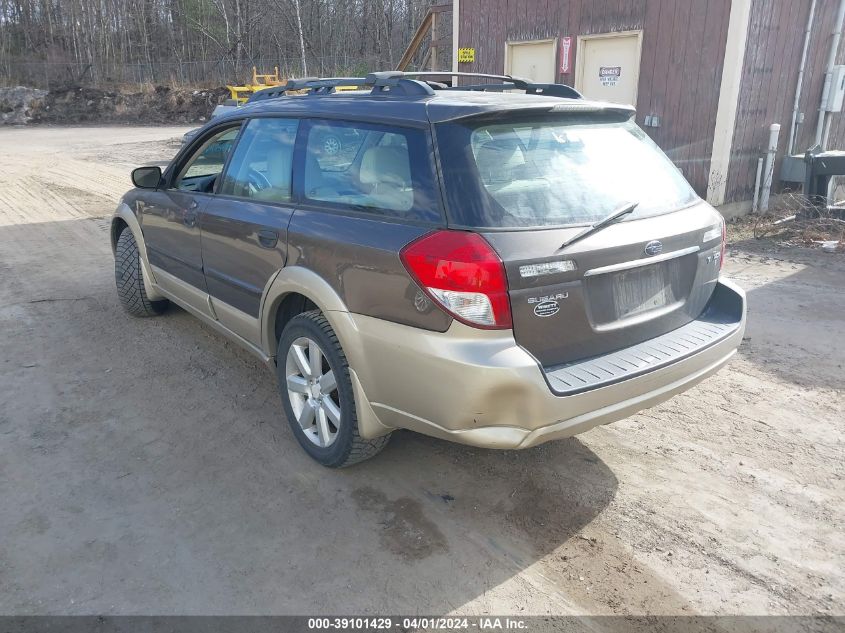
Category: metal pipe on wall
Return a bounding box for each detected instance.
[752,156,764,212]
[815,0,845,149]
[787,0,816,155]
[760,124,781,212]
[823,112,834,149]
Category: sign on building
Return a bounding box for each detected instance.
[559,37,572,73]
[458,48,475,63]
[599,66,622,87]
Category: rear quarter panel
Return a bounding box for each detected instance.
[286,209,451,331]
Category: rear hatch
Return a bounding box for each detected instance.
[483,206,723,367]
[435,110,725,368]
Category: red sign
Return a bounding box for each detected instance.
[559,36,572,73]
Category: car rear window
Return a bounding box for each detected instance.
[435,115,698,229]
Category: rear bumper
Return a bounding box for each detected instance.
[341,278,746,449]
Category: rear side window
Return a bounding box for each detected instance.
[436,115,698,228]
[219,117,299,204]
[301,120,442,223]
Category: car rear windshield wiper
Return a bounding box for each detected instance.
[559,202,639,250]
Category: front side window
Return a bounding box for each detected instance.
[219,117,299,203]
[174,126,240,192]
[436,115,698,228]
[302,120,442,222]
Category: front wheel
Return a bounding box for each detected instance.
[276,311,389,467]
[114,228,169,317]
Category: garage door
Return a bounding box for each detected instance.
[576,32,642,105]
[506,40,556,83]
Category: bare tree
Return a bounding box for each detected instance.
[291,0,307,76]
[0,0,449,88]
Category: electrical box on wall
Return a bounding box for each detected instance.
[824,65,845,112]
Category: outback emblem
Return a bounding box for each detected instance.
[644,240,663,256]
[533,301,560,318]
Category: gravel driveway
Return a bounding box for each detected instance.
[0,126,842,616]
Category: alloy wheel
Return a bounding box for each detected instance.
[322,135,341,156]
[284,336,341,447]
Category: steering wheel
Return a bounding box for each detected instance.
[245,169,272,196]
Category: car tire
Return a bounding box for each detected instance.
[277,310,390,467]
[115,228,169,317]
[321,134,342,156]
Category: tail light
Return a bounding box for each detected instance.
[400,230,512,329]
[704,217,727,270]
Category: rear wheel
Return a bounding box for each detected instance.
[277,311,389,467]
[114,228,169,317]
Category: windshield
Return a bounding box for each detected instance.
[435,115,698,229]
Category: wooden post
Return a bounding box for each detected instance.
[706,0,752,206]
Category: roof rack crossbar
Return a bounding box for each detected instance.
[398,71,582,99]
[247,70,582,103]
[522,83,582,98]
[402,71,530,84]
[443,82,517,92]
[286,76,364,90]
[248,72,434,101]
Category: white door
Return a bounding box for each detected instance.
[506,40,556,83]
[576,32,642,105]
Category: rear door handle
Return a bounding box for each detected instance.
[258,229,278,249]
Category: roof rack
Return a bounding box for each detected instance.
[248,71,433,102]
[403,72,583,99]
[246,70,582,103]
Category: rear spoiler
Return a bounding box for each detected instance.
[435,102,636,123]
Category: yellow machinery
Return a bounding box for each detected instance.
[227,67,285,104]
[226,67,359,103]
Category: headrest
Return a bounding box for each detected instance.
[474,138,525,183]
[264,144,293,188]
[360,146,411,187]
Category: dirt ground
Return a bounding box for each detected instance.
[1,85,228,125]
[0,126,842,617]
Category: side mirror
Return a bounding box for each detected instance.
[131,166,162,189]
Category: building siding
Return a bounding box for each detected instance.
[795,0,845,152]
[725,0,845,203]
[458,0,845,205]
[457,0,731,195]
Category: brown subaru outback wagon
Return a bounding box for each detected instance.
[112,72,746,467]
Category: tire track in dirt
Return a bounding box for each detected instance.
[0,126,187,227]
